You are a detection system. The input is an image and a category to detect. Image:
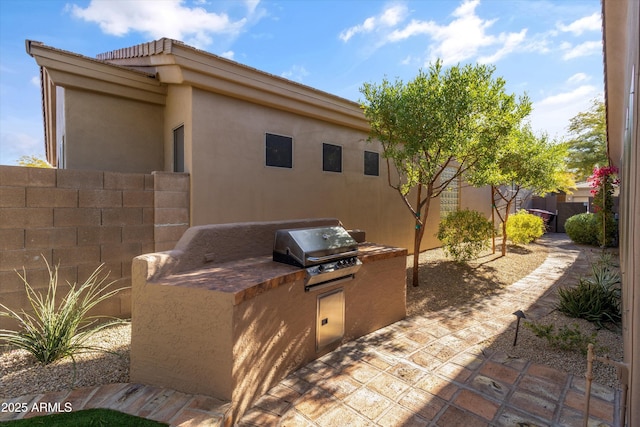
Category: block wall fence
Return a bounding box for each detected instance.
[0,165,190,331]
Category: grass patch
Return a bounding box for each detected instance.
[2,408,167,426]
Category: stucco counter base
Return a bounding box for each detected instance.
[130,243,407,422]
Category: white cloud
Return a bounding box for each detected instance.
[245,0,260,14]
[561,40,602,60]
[478,29,527,64]
[68,0,253,48]
[537,85,597,107]
[348,0,527,65]
[0,117,45,165]
[220,50,235,60]
[387,19,435,42]
[281,65,309,82]
[567,73,590,84]
[422,0,527,65]
[401,55,418,66]
[30,75,40,87]
[529,85,602,139]
[339,3,408,42]
[557,12,601,36]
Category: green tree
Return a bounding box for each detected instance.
[17,155,52,168]
[468,125,574,256]
[360,61,531,287]
[565,99,607,182]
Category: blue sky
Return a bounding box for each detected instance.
[0,0,604,166]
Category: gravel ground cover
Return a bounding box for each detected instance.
[1,237,623,398]
[0,323,130,398]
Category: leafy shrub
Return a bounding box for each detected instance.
[556,260,621,328]
[0,259,127,365]
[436,209,494,262]
[565,213,599,245]
[506,210,545,245]
[524,322,598,355]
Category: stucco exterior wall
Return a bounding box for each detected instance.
[603,0,639,423]
[130,259,236,399]
[460,184,492,217]
[187,88,446,251]
[63,89,164,173]
[164,85,192,173]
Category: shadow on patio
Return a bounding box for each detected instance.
[237,233,622,427]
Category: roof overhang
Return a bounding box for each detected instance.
[101,39,370,132]
[26,40,167,105]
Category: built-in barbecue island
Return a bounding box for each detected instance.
[130,218,407,422]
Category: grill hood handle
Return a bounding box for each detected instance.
[307,250,358,263]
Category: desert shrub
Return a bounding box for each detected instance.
[506,210,545,245]
[0,259,127,365]
[436,209,494,262]
[556,259,621,328]
[565,213,599,245]
[524,322,598,355]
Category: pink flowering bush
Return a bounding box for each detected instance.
[587,165,619,247]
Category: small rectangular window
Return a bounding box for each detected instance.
[364,151,379,176]
[173,125,185,173]
[266,133,293,168]
[323,143,342,172]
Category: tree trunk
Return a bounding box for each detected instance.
[501,200,512,256]
[491,186,496,254]
[411,183,430,287]
[412,219,426,287]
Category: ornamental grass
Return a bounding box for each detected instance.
[0,258,127,365]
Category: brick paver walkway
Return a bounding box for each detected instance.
[236,234,619,427]
[0,234,621,426]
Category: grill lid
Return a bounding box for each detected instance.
[273,226,358,267]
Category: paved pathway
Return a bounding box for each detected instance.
[0,234,620,426]
[236,234,619,427]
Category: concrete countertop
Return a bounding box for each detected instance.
[150,243,407,305]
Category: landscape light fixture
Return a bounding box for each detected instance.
[512,310,526,346]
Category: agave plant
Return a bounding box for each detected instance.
[0,258,127,365]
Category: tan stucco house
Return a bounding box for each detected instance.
[602,0,639,424]
[25,38,490,251]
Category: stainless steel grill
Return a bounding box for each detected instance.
[273,226,362,290]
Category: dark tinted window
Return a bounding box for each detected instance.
[323,143,342,172]
[266,133,293,168]
[364,150,379,176]
[173,125,184,172]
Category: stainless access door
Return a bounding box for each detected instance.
[316,289,345,351]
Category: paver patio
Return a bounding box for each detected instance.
[0,234,621,426]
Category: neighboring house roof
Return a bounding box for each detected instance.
[26,40,167,165]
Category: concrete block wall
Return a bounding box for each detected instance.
[0,166,190,330]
